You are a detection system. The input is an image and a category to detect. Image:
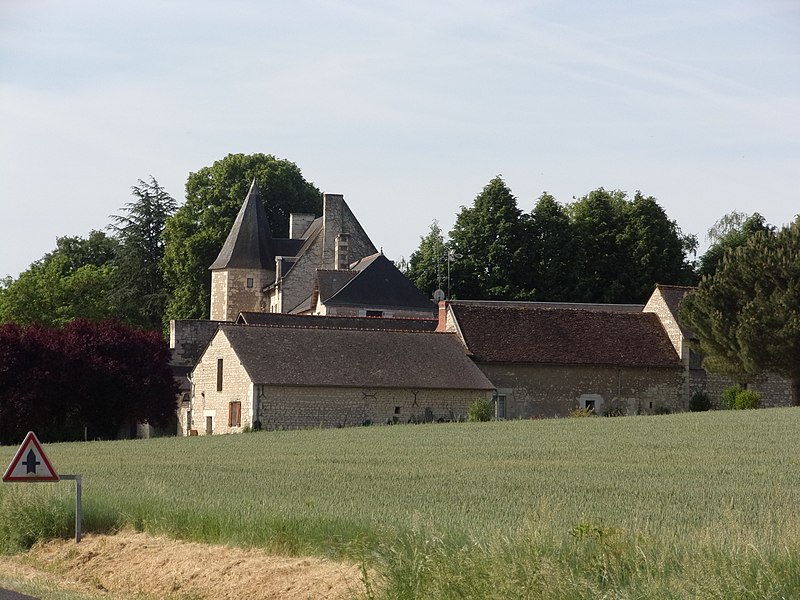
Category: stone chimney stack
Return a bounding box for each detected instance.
[335,233,350,270]
[289,213,315,239]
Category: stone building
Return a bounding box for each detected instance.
[643,284,793,408]
[207,179,434,320]
[438,299,685,417]
[188,324,494,434]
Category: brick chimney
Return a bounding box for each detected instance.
[436,300,448,332]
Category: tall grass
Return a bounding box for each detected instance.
[2,408,799,598]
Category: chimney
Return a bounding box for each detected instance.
[335,233,350,270]
[436,300,448,332]
[289,213,315,239]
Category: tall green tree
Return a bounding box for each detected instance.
[162,153,322,321]
[680,221,800,404]
[568,189,696,303]
[523,193,576,301]
[0,232,121,326]
[698,212,772,277]
[405,220,446,298]
[110,177,177,329]
[448,176,527,300]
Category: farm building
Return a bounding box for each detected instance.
[437,299,685,417]
[170,183,795,435]
[187,324,494,434]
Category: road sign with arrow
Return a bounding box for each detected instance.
[2,431,59,482]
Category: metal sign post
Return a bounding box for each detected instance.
[59,475,82,543]
[2,432,82,543]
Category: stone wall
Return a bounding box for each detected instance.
[689,369,792,408]
[210,268,272,321]
[190,331,254,435]
[275,235,323,313]
[477,363,684,418]
[642,290,687,363]
[170,319,225,369]
[256,385,489,430]
[321,194,376,270]
[323,305,437,319]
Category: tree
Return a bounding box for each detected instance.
[110,177,177,329]
[0,320,177,444]
[448,177,527,300]
[680,221,800,405]
[568,189,696,303]
[698,212,772,277]
[0,232,121,326]
[405,220,446,298]
[162,153,322,321]
[523,193,576,301]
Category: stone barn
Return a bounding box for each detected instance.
[188,324,494,434]
[438,300,685,417]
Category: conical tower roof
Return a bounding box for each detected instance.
[209,179,275,271]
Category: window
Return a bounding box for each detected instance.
[246,277,254,288]
[494,394,507,419]
[228,401,241,427]
[584,399,596,413]
[365,310,383,317]
[216,359,223,392]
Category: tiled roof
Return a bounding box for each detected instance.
[218,325,494,390]
[323,253,437,313]
[209,179,275,271]
[236,311,437,331]
[449,303,681,368]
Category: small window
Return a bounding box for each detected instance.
[366,310,383,317]
[216,358,223,392]
[246,277,254,288]
[494,394,507,419]
[394,406,401,414]
[228,401,241,427]
[585,399,596,413]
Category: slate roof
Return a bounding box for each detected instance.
[209,180,275,271]
[236,311,438,331]
[449,303,681,368]
[321,253,437,313]
[218,325,494,390]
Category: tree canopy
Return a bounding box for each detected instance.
[409,179,698,303]
[698,212,773,277]
[110,177,177,329]
[679,220,800,404]
[161,153,322,321]
[0,319,178,443]
[0,231,121,327]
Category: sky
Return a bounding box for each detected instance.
[1,0,798,279]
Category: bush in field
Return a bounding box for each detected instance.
[689,391,712,412]
[722,386,762,410]
[467,399,493,422]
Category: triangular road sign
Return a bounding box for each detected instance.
[3,431,59,482]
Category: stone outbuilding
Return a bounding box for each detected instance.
[438,299,686,417]
[643,284,793,408]
[188,324,494,434]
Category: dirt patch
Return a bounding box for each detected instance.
[1,530,374,599]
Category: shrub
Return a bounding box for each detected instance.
[722,386,743,410]
[734,389,761,410]
[467,399,493,422]
[568,407,593,418]
[722,386,762,410]
[689,391,712,412]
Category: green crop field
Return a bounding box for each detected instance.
[2,408,800,599]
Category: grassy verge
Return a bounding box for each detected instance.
[1,408,799,598]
